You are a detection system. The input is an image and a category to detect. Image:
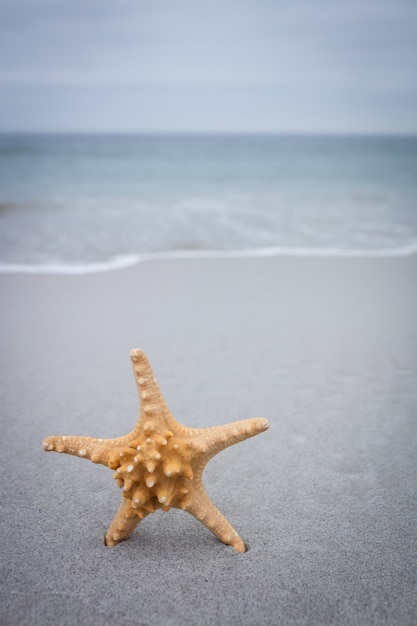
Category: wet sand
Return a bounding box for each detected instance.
[1,254,416,625]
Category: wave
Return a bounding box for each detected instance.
[0,254,141,275]
[1,242,417,275]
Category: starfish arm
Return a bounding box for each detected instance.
[129,349,177,426]
[41,435,131,469]
[104,497,146,546]
[185,480,246,552]
[193,417,269,461]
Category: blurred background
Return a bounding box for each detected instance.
[0,0,416,268]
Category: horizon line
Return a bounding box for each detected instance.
[1,129,417,139]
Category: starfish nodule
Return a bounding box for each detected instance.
[42,349,269,552]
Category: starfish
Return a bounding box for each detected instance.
[42,349,269,552]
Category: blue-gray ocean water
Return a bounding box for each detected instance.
[1,134,416,271]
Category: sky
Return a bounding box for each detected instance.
[0,0,416,134]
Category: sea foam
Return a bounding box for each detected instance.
[1,242,417,275]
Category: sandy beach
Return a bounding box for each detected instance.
[1,253,416,625]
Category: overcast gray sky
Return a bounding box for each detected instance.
[0,0,416,133]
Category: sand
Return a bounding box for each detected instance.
[1,254,416,625]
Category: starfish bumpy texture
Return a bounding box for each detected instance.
[42,349,269,552]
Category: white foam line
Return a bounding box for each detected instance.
[1,242,417,275]
[0,254,141,275]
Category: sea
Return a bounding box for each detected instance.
[1,133,416,273]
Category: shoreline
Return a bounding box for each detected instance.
[1,240,417,275]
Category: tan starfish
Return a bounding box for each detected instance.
[42,349,269,552]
